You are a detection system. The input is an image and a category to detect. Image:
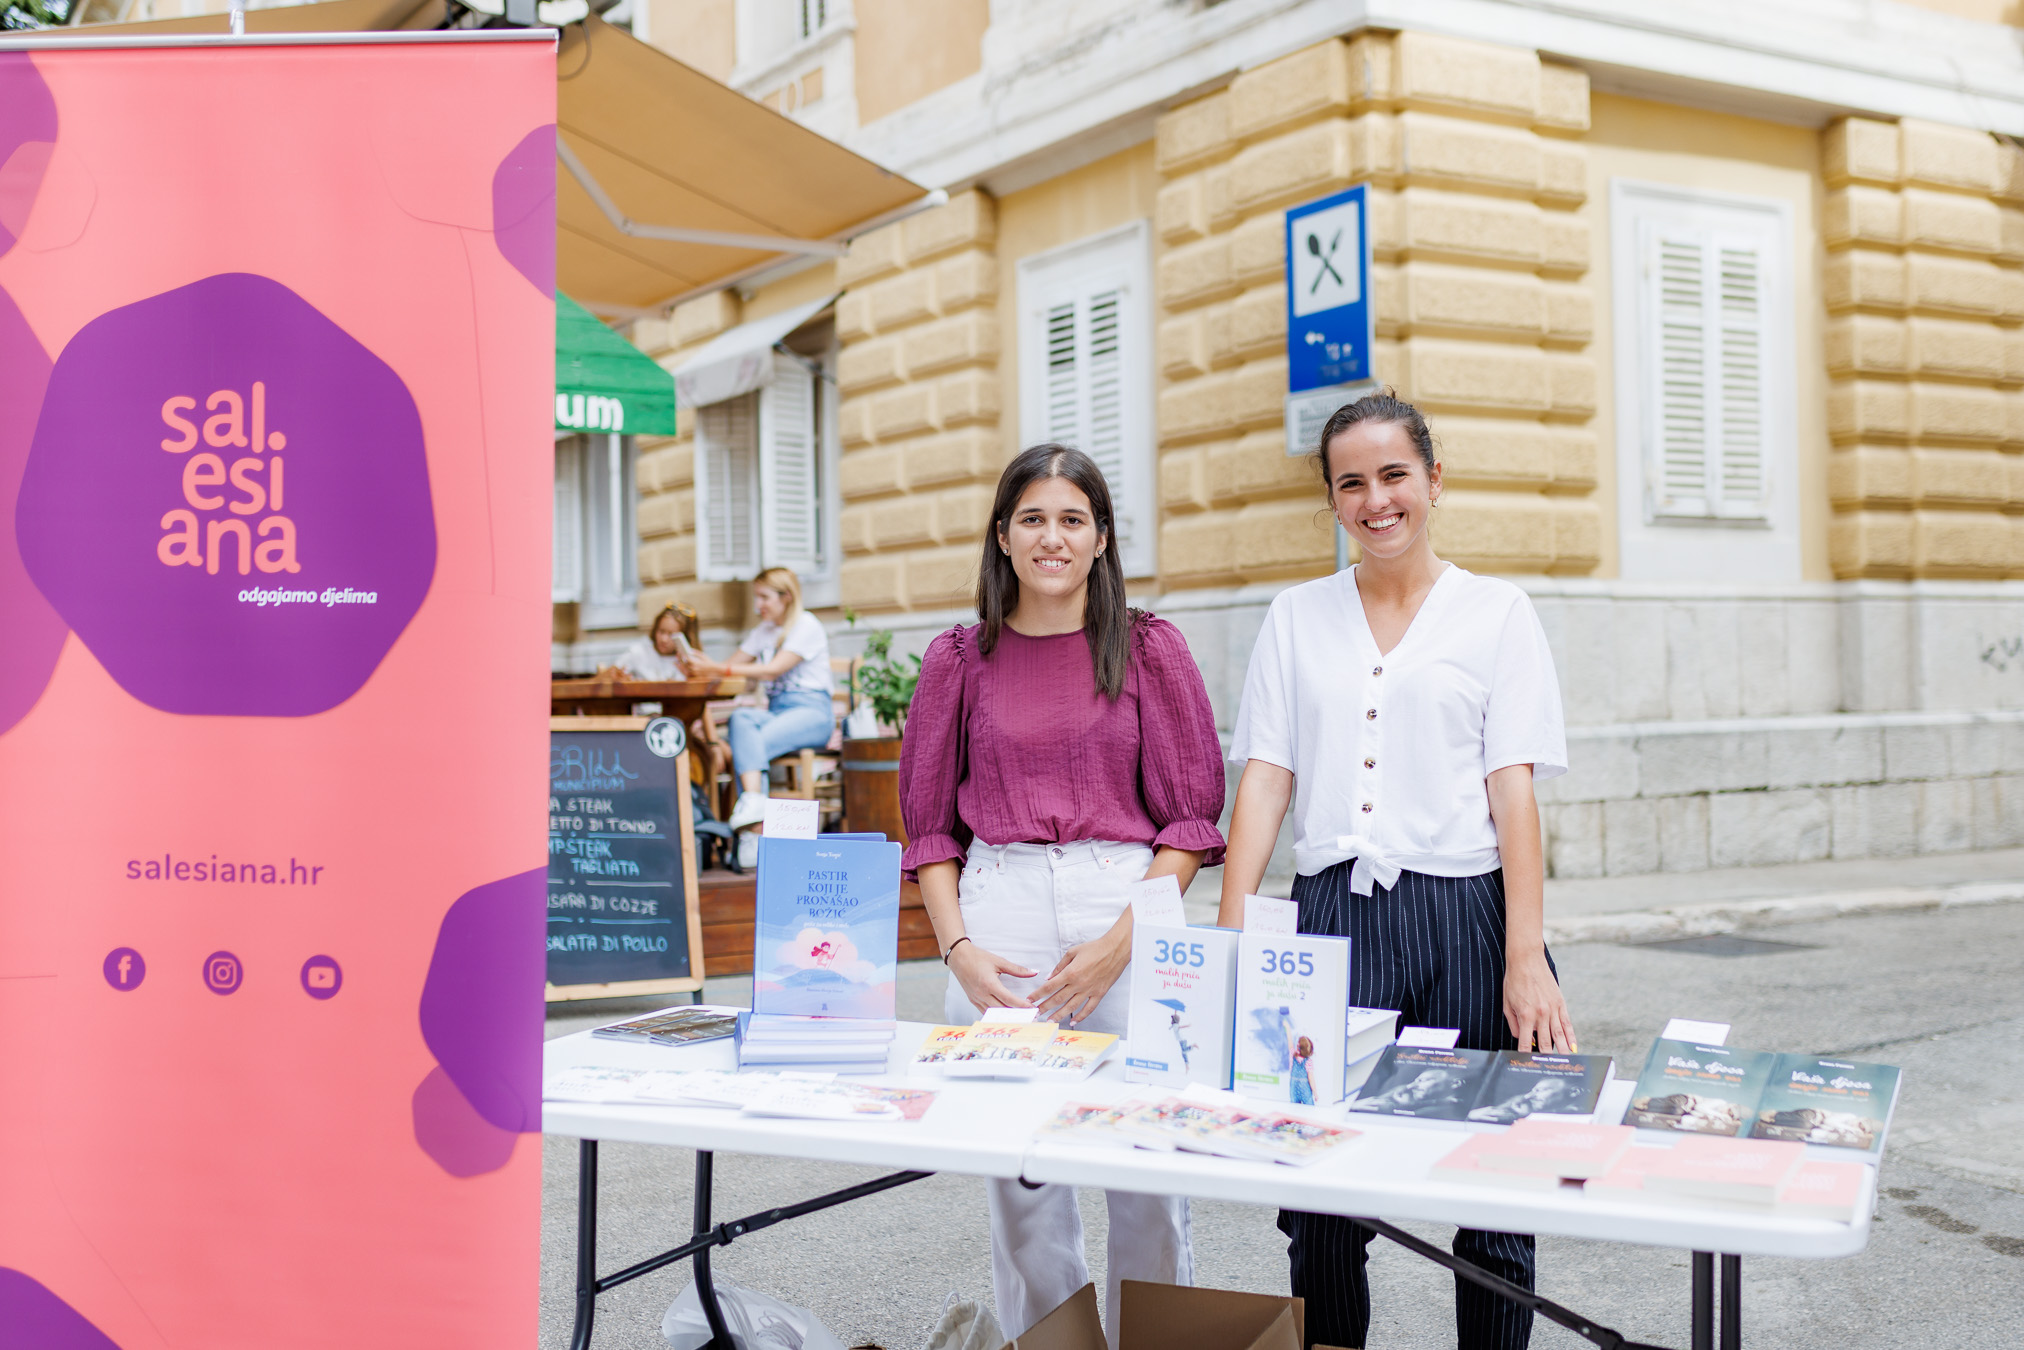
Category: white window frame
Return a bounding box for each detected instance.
[1016,219,1157,578]
[553,431,638,628]
[1609,179,1800,583]
[693,344,840,603]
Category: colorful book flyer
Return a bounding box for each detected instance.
[1126,924,1240,1089]
[1034,1029,1120,1079]
[1232,932,1351,1104]
[752,836,902,1019]
[911,1025,972,1070]
[944,1021,1058,1077]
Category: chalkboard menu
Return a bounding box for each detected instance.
[547,719,704,998]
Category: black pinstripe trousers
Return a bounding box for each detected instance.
[1277,861,1548,1350]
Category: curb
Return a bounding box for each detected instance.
[1543,880,2024,947]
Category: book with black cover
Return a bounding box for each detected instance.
[1350,1045,1617,1123]
[1348,1046,1499,1120]
[1623,1039,1778,1137]
[1466,1051,1614,1124]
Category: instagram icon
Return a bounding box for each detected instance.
[202,950,243,995]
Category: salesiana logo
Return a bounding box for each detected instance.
[156,381,299,576]
[17,272,438,716]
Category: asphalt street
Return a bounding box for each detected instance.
[541,900,2024,1350]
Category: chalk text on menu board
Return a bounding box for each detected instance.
[546,730,689,979]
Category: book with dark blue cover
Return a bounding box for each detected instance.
[752,834,901,1019]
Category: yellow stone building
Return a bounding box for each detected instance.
[548,0,2024,881]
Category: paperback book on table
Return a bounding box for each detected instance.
[1348,1045,1615,1123]
[1623,1040,1901,1155]
[1232,932,1351,1104]
[752,833,901,1021]
[1126,922,1241,1089]
[591,1005,740,1048]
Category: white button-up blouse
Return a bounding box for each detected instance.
[1230,565,1568,894]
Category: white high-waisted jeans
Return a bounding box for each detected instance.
[944,838,1193,1345]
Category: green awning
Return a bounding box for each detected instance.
[555,291,677,436]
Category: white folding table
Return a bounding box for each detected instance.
[543,1022,1876,1350]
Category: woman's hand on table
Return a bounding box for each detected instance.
[1503,949,1576,1053]
[949,941,1038,1014]
[1033,926,1131,1026]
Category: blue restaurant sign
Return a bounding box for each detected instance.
[1283,184,1375,457]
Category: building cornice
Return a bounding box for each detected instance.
[846,0,2024,192]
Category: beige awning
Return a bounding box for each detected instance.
[25,6,932,315]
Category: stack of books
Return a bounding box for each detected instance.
[1587,1134,1867,1220]
[1343,1008,1399,1092]
[735,1012,896,1073]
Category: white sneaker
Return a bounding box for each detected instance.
[737,831,759,869]
[727,791,767,831]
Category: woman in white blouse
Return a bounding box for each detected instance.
[1219,390,1573,1350]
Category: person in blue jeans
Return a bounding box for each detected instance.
[684,567,834,844]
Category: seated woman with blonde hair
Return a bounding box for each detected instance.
[684,567,835,835]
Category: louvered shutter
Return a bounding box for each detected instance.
[698,393,759,579]
[1643,222,1769,521]
[759,352,822,575]
[552,436,583,602]
[1020,222,1153,575]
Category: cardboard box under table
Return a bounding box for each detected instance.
[544,1020,1880,1350]
[1009,1281,1334,1350]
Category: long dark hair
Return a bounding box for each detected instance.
[976,443,1137,699]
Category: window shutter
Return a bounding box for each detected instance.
[1643,222,1770,522]
[1649,229,1710,518]
[1020,222,1152,575]
[1714,240,1766,517]
[552,436,583,602]
[759,352,821,575]
[699,393,759,579]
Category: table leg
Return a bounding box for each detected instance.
[569,1140,599,1350]
[1720,1254,1741,1350]
[692,1150,734,1349]
[1690,1251,1712,1350]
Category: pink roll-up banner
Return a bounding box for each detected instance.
[0,32,555,1348]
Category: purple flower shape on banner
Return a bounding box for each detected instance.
[417,868,545,1138]
[0,54,59,259]
[0,1268,123,1350]
[16,273,435,717]
[492,124,555,297]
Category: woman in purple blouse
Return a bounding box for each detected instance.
[900,443,1226,1341]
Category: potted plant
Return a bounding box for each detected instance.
[840,622,919,841]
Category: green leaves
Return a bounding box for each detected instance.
[855,628,920,737]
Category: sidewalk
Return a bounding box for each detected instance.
[1188,846,2024,946]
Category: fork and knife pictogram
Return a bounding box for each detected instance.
[1306,229,1345,293]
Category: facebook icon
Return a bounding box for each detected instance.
[103,947,146,991]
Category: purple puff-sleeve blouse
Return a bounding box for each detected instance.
[898,615,1227,878]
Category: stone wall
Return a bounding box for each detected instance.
[1824,117,2024,577]
[1152,31,1600,588]
[831,190,1004,614]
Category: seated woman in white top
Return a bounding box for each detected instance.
[684,566,834,831]
[1218,390,1573,1350]
[600,604,693,681]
